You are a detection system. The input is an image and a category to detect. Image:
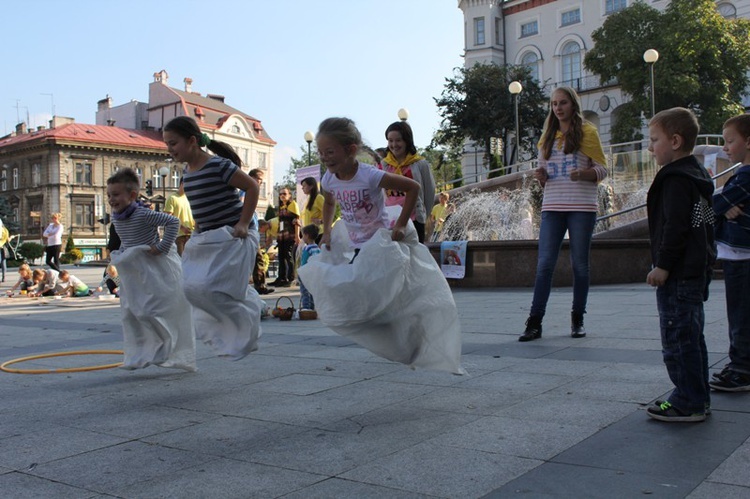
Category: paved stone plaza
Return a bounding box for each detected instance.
[1,265,749,498]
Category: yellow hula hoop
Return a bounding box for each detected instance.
[0,350,124,374]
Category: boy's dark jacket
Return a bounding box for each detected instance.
[647,155,716,280]
[713,164,750,249]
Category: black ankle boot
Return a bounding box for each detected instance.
[519,315,543,342]
[571,311,586,338]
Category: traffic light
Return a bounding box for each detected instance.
[145,179,153,196]
[97,213,111,225]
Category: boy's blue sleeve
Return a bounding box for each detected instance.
[714,171,750,215]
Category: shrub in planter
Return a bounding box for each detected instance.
[60,253,74,264]
[66,248,84,262]
[19,242,44,262]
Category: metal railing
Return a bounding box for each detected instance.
[596,161,742,223]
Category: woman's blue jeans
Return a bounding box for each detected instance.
[530,211,597,318]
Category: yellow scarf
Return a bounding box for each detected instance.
[537,122,606,167]
[383,151,424,176]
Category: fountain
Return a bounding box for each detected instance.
[427,143,732,287]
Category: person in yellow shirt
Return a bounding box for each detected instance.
[0,222,9,282]
[163,179,195,256]
[298,177,325,242]
[429,192,450,242]
[270,189,299,287]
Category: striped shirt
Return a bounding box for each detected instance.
[539,127,608,212]
[112,206,179,254]
[183,157,245,232]
[99,272,122,289]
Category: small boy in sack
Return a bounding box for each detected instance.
[298,224,321,319]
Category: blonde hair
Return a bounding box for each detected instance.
[649,107,699,152]
[18,264,31,277]
[32,269,46,282]
[106,264,118,277]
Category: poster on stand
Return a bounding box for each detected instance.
[440,241,467,279]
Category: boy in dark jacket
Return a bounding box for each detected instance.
[646,107,716,423]
[710,114,750,392]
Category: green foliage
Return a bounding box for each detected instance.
[433,63,548,167]
[279,143,322,190]
[0,197,19,232]
[421,143,464,189]
[19,242,44,261]
[585,0,750,136]
[66,249,83,262]
[59,253,73,264]
[65,233,75,253]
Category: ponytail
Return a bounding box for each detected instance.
[164,116,242,167]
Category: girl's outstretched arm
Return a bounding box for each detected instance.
[379,172,420,241]
[228,170,260,238]
[320,190,336,249]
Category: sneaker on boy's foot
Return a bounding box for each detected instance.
[654,399,711,416]
[647,401,706,422]
[709,371,750,392]
[712,364,732,380]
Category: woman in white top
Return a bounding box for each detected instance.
[42,212,64,271]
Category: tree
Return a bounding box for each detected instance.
[0,196,19,233]
[584,0,750,142]
[421,142,463,190]
[433,63,548,173]
[278,144,322,191]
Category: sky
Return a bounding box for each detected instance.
[1,0,465,185]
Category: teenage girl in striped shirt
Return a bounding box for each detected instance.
[162,116,262,359]
[519,86,608,342]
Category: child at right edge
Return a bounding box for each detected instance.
[645,107,716,423]
[710,114,750,392]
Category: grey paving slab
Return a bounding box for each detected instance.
[112,457,325,499]
[0,273,747,498]
[0,471,100,499]
[339,441,543,498]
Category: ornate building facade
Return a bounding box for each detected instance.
[0,70,275,261]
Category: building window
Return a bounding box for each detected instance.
[32,163,41,187]
[605,0,627,14]
[257,151,267,170]
[562,41,582,87]
[171,169,180,188]
[13,168,19,189]
[135,167,143,184]
[75,202,94,228]
[152,169,162,189]
[522,52,540,81]
[474,17,485,45]
[495,18,502,45]
[75,162,92,185]
[520,20,538,38]
[231,124,241,134]
[561,8,581,27]
[1,171,6,191]
[12,207,19,223]
[30,201,43,229]
[718,2,737,19]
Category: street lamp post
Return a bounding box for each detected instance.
[397,108,409,121]
[304,130,314,166]
[158,165,170,203]
[643,49,659,118]
[508,81,523,166]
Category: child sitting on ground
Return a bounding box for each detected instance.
[298,224,321,319]
[57,269,92,297]
[96,264,121,297]
[30,268,62,297]
[7,264,33,296]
